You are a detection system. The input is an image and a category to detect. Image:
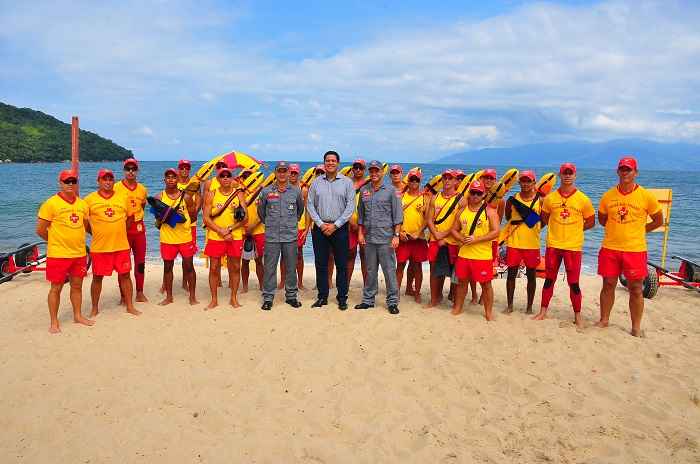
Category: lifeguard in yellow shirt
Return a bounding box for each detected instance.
[396,168,429,303]
[533,163,595,329]
[597,156,662,337]
[85,169,140,317]
[36,170,94,333]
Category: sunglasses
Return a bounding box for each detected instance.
[276,168,288,173]
[561,170,575,175]
[408,177,420,182]
[179,165,192,170]
[100,176,115,181]
[469,190,484,196]
[124,167,138,172]
[219,173,232,178]
[480,175,495,180]
[62,178,78,185]
[442,175,454,180]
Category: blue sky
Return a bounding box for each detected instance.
[2,0,699,161]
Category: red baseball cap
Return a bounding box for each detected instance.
[560,162,576,174]
[352,159,366,167]
[442,169,458,178]
[618,156,638,170]
[96,168,114,181]
[289,163,301,174]
[469,180,485,193]
[519,170,536,182]
[481,168,497,179]
[390,164,403,173]
[164,168,178,177]
[58,170,78,182]
[123,158,139,168]
[178,159,192,168]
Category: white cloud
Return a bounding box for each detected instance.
[133,126,154,137]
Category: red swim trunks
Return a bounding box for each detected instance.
[91,249,132,276]
[396,239,428,263]
[427,241,458,264]
[160,242,197,261]
[204,239,243,258]
[506,247,541,269]
[455,257,493,283]
[46,256,88,283]
[597,247,648,280]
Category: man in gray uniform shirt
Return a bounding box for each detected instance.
[258,161,305,310]
[356,160,403,314]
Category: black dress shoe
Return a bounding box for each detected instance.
[354,303,374,310]
[261,301,272,311]
[311,299,328,308]
[338,301,348,311]
[286,299,302,308]
[388,304,400,314]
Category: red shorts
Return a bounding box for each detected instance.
[506,247,541,269]
[597,247,648,280]
[455,257,493,283]
[544,247,582,281]
[205,239,243,258]
[253,233,265,257]
[91,249,132,276]
[160,242,197,261]
[46,256,88,283]
[297,229,307,248]
[428,241,458,264]
[396,239,428,263]
[349,230,358,250]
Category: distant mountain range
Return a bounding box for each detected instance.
[434,139,700,171]
[0,102,132,163]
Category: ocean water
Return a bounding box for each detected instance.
[1,160,698,274]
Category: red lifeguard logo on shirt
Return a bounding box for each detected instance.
[130,199,137,208]
[215,203,223,209]
[105,207,114,217]
[70,213,79,224]
[617,206,629,222]
[560,208,570,220]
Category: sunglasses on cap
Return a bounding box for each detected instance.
[62,178,78,185]
[469,190,484,196]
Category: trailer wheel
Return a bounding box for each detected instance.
[0,257,10,281]
[619,266,658,299]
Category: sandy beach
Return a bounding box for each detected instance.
[1,263,699,463]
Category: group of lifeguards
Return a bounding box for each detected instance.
[37,154,661,337]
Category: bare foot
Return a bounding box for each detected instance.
[205,301,218,310]
[74,316,95,326]
[532,311,547,320]
[118,298,126,306]
[413,293,422,304]
[126,307,142,316]
[189,297,200,306]
[630,328,645,338]
[135,292,148,303]
[158,297,174,306]
[574,313,584,330]
[230,299,242,308]
[451,307,463,315]
[502,307,514,314]
[49,325,61,334]
[89,308,99,318]
[485,313,495,321]
[424,301,439,309]
[241,286,249,294]
[469,298,478,305]
[594,320,608,328]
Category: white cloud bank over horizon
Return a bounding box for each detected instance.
[1,0,699,161]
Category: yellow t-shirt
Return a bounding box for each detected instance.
[457,206,492,260]
[37,194,88,258]
[247,198,265,235]
[159,190,193,245]
[207,189,244,241]
[85,191,130,253]
[178,179,199,228]
[542,189,595,251]
[506,192,541,250]
[114,180,148,222]
[599,185,661,252]
[401,192,426,237]
[431,192,459,245]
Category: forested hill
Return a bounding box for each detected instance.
[0,102,132,162]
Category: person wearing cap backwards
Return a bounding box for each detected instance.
[307,151,355,310]
[241,169,266,293]
[36,170,95,333]
[85,169,141,318]
[202,166,248,309]
[530,163,595,328]
[156,168,199,306]
[345,158,368,288]
[258,161,305,310]
[356,160,403,314]
[450,180,500,320]
[597,156,662,337]
[504,170,542,314]
[279,163,311,290]
[425,169,461,308]
[396,168,429,303]
[114,158,149,302]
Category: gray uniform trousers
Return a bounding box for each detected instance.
[361,242,399,306]
[262,241,298,302]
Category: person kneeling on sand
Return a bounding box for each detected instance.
[355,160,403,314]
[156,168,199,306]
[533,163,595,329]
[596,156,662,337]
[450,180,500,320]
[36,170,95,333]
[202,166,247,309]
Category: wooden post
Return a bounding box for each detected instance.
[71,116,79,194]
